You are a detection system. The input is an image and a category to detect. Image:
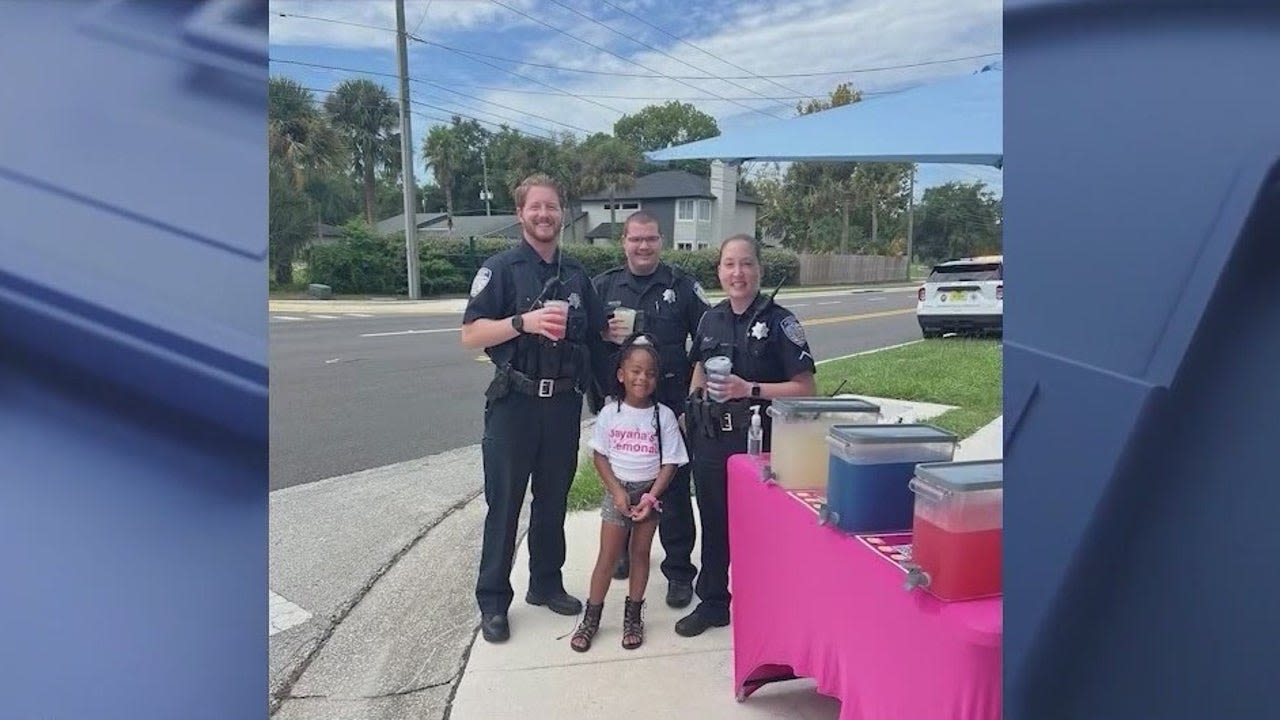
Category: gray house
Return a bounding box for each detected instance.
[577,168,760,250]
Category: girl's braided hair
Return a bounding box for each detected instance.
[612,335,665,463]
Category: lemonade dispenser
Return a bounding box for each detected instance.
[765,397,881,490]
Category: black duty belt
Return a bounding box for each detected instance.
[508,369,577,398]
[715,402,757,433]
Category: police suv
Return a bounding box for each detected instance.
[915,255,1003,338]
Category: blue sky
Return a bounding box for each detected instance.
[268,0,1002,199]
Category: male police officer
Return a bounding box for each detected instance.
[589,210,710,609]
[461,173,607,644]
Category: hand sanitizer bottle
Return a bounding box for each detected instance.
[747,405,763,456]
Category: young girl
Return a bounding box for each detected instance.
[571,336,689,652]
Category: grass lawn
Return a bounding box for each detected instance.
[815,338,1002,439]
[567,338,1002,512]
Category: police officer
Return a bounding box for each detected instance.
[676,234,818,637]
[461,173,607,644]
[589,210,711,609]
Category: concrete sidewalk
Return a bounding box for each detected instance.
[449,412,1004,720]
[268,284,921,316]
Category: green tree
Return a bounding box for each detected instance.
[269,165,318,285]
[268,77,343,284]
[614,101,720,176]
[913,181,1002,262]
[579,133,641,239]
[323,79,399,225]
[423,124,465,236]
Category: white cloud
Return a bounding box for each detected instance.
[268,0,533,48]
[271,0,1002,193]
[466,0,999,141]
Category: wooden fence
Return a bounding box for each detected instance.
[797,254,909,285]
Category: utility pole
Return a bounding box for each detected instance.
[905,164,915,281]
[395,0,420,299]
[480,151,493,217]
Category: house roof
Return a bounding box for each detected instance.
[585,222,624,240]
[419,214,523,239]
[580,169,761,204]
[375,212,446,235]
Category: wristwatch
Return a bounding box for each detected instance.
[511,314,524,333]
[751,383,761,398]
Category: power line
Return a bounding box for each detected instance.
[273,56,907,103]
[542,0,793,115]
[410,0,433,36]
[596,0,811,99]
[485,0,785,120]
[302,84,558,141]
[274,12,999,80]
[275,12,628,116]
[272,58,594,135]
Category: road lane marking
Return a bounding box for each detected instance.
[311,314,340,320]
[269,590,312,636]
[272,315,304,321]
[817,301,842,306]
[789,303,809,307]
[344,313,374,318]
[360,327,460,338]
[802,308,916,326]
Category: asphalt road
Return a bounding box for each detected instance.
[269,288,922,490]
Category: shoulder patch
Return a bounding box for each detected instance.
[469,267,492,298]
[781,315,808,347]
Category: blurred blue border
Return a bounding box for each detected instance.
[0,1,267,717]
[1004,1,1280,717]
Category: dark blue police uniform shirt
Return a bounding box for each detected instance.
[463,240,606,367]
[690,295,817,384]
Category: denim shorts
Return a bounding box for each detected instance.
[601,479,657,528]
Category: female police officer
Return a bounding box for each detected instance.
[461,174,607,644]
[676,234,817,637]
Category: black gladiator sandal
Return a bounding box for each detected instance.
[570,601,603,652]
[622,597,645,650]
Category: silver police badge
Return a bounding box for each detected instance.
[663,288,677,304]
[568,292,581,309]
[750,321,769,340]
[469,267,491,298]
[781,315,807,346]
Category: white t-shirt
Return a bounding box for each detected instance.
[589,401,689,484]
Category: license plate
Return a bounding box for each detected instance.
[949,291,969,302]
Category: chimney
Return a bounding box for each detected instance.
[710,160,738,246]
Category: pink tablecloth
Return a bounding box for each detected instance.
[727,454,1001,720]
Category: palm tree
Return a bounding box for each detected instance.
[268,77,344,284]
[580,133,640,241]
[422,124,464,238]
[268,77,343,188]
[323,79,399,225]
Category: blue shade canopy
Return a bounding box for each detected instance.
[645,61,1002,167]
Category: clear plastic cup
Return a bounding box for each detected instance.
[705,355,732,401]
[543,300,568,340]
[612,307,636,342]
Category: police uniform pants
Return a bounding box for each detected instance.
[688,429,747,621]
[476,389,582,616]
[621,456,696,584]
[657,459,697,585]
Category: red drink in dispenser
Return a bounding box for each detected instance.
[906,460,1003,601]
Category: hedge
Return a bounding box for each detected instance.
[308,232,800,296]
